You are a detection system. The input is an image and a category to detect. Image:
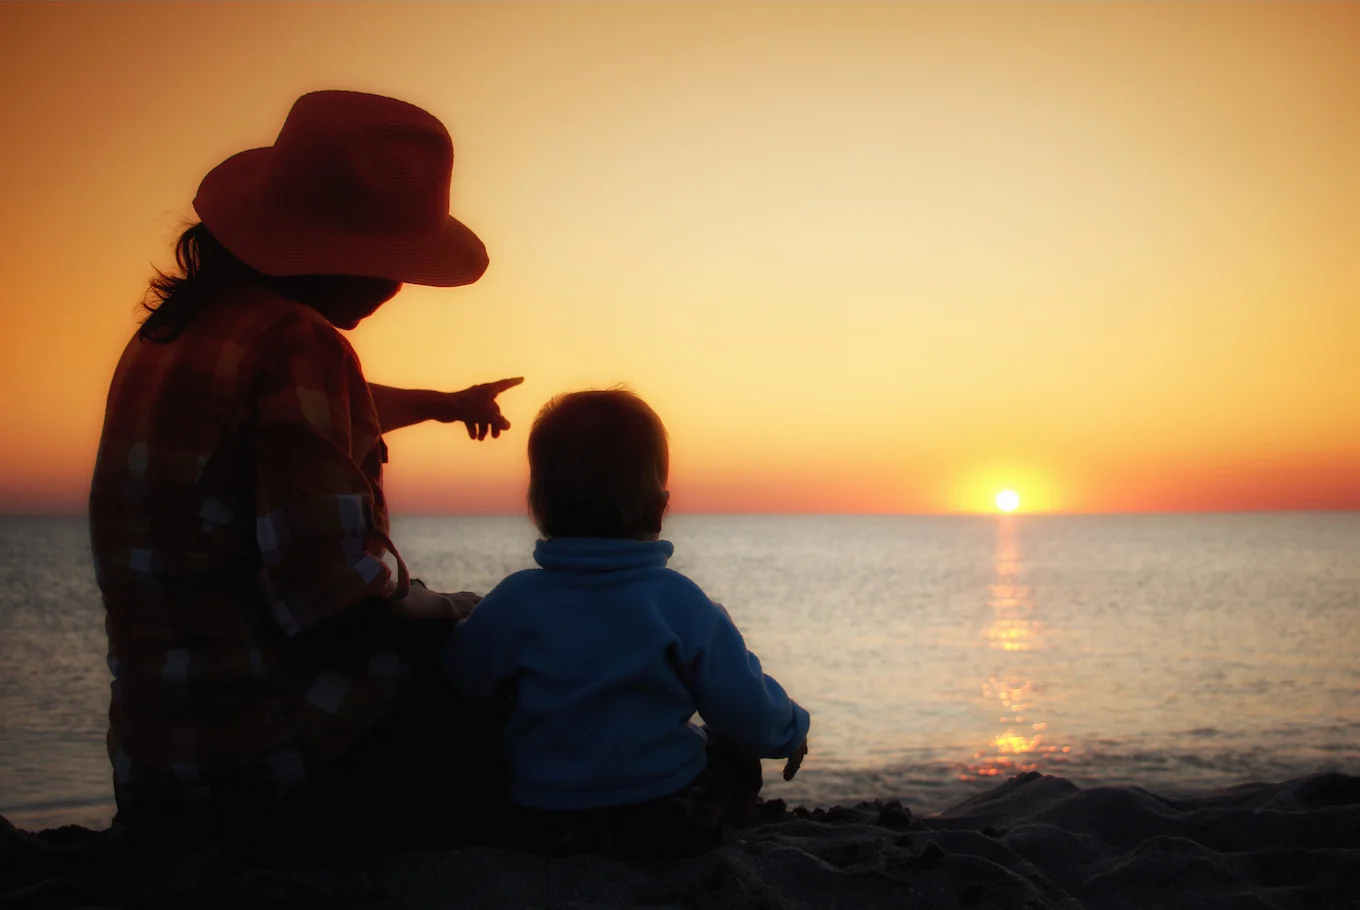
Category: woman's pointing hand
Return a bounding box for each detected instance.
[435,377,524,440]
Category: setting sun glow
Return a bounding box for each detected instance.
[1,3,1359,515]
[996,490,1021,513]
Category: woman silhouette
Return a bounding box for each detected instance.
[89,91,518,844]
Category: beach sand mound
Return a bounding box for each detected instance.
[4,772,1359,909]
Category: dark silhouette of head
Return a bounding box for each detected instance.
[140,222,401,341]
[528,390,670,540]
[143,92,488,341]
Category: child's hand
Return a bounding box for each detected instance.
[783,738,809,781]
[433,377,524,440]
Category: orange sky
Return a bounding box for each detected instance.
[1,2,1356,515]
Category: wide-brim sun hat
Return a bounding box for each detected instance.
[193,90,488,287]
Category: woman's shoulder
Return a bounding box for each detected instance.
[167,286,349,363]
[230,289,353,356]
[107,290,354,410]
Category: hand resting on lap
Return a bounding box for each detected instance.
[389,581,481,622]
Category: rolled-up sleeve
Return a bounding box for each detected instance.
[252,317,393,636]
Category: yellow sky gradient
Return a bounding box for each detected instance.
[1,2,1356,514]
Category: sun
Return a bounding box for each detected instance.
[995,489,1020,513]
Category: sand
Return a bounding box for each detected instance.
[3,771,1358,909]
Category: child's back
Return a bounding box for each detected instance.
[442,389,809,848]
[445,535,807,810]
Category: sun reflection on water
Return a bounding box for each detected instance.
[959,516,1070,781]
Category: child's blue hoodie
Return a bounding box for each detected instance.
[442,537,810,811]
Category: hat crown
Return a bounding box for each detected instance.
[192,89,487,287]
[266,91,454,234]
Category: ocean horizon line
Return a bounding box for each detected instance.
[2,508,1358,520]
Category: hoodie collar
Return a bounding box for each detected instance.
[533,537,674,573]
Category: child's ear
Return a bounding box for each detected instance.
[646,489,670,533]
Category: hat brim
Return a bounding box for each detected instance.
[192,147,489,288]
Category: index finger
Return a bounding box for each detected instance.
[486,377,525,394]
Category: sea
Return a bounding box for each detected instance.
[2,513,1357,831]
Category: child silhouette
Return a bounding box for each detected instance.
[443,389,810,857]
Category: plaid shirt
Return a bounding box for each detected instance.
[89,287,413,832]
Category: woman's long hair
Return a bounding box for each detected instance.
[139,223,262,342]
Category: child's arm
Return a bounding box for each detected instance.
[440,588,511,698]
[686,603,811,760]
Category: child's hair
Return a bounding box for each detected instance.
[528,389,669,539]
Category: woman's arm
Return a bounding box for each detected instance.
[367,384,439,433]
[368,378,524,438]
